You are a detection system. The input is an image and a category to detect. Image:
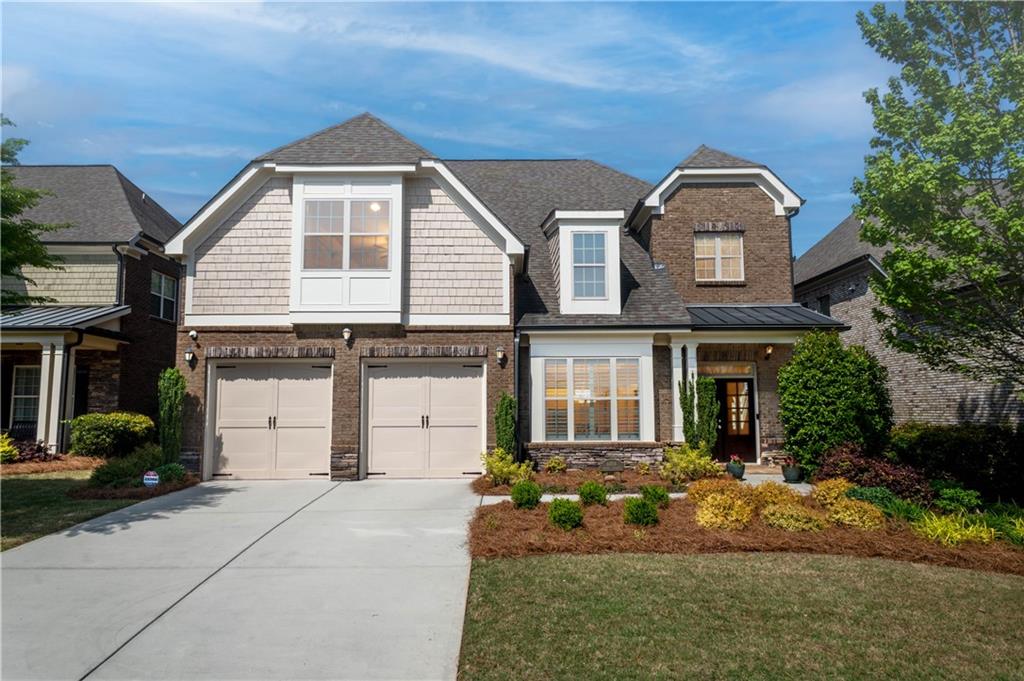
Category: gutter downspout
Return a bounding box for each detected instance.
[111,243,125,305]
[513,328,521,459]
[58,329,84,452]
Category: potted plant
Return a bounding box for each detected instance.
[726,454,745,480]
[780,456,802,483]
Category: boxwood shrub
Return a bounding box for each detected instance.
[548,498,583,531]
[69,411,155,458]
[89,443,163,488]
[624,497,659,526]
[639,484,670,509]
[578,480,608,506]
[510,479,542,509]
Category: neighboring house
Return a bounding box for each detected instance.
[1,165,183,450]
[794,214,1024,425]
[164,112,843,481]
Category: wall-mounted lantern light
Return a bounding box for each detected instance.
[184,347,196,368]
[495,345,507,366]
[764,344,774,360]
[342,327,353,347]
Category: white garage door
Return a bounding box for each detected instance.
[213,363,332,479]
[366,362,484,478]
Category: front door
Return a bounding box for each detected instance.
[714,379,757,462]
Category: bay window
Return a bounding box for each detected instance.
[303,198,391,271]
[543,357,642,441]
[694,232,743,281]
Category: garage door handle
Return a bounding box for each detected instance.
[272,416,277,429]
[421,415,425,428]
[268,416,272,430]
[425,415,429,428]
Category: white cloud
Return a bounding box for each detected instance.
[753,72,877,137]
[137,144,257,159]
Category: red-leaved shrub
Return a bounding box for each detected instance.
[813,443,931,503]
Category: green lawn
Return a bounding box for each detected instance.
[1,470,137,551]
[459,553,1024,681]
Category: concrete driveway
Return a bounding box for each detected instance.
[2,479,479,681]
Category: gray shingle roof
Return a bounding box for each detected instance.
[4,165,181,244]
[445,160,691,328]
[1,304,130,330]
[255,112,435,165]
[687,304,847,329]
[793,214,888,286]
[678,145,764,169]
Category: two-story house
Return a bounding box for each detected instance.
[1,165,183,450]
[794,214,1024,425]
[164,113,843,480]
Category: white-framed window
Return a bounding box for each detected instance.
[302,198,391,271]
[150,272,177,321]
[695,232,744,281]
[10,365,41,424]
[543,357,641,441]
[572,232,607,299]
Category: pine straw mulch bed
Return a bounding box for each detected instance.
[67,475,200,500]
[1,456,106,475]
[470,499,1024,576]
[473,470,679,496]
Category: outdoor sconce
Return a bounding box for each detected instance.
[495,346,507,367]
[342,327,353,347]
[764,344,774,360]
[184,347,196,368]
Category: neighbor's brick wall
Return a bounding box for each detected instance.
[74,350,120,414]
[796,266,1024,425]
[646,183,795,304]
[404,178,507,315]
[192,177,292,315]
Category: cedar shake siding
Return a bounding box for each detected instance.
[2,254,119,305]
[404,177,507,315]
[796,264,1024,425]
[648,183,795,304]
[192,177,292,316]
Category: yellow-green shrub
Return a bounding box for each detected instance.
[812,478,854,508]
[0,433,17,463]
[761,503,827,532]
[695,492,754,530]
[750,481,803,509]
[912,512,996,547]
[69,411,155,457]
[543,456,567,474]
[827,499,885,530]
[687,477,748,505]
[658,442,722,486]
[482,447,532,486]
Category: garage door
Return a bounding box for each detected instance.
[213,363,331,479]
[366,362,484,478]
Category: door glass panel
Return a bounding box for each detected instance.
[726,381,750,435]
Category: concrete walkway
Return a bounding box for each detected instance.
[2,479,478,681]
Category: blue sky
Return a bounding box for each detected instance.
[2,1,895,255]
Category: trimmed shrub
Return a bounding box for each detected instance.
[687,477,748,505]
[578,480,608,506]
[624,497,659,526]
[495,392,517,454]
[888,421,1023,502]
[847,486,900,508]
[827,499,886,530]
[69,412,155,458]
[912,512,996,547]
[0,433,17,463]
[933,486,983,514]
[510,480,542,509]
[543,456,567,474]
[154,462,187,484]
[778,331,892,471]
[482,447,532,486]
[750,481,802,509]
[815,443,931,503]
[659,442,721,486]
[636,462,651,476]
[761,503,827,532]
[696,492,754,530]
[157,368,186,465]
[811,478,854,508]
[89,443,163,488]
[640,484,670,509]
[548,498,583,530]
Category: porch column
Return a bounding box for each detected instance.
[36,341,65,449]
[60,346,78,451]
[670,344,684,441]
[685,344,699,439]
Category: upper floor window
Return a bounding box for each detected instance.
[572,232,607,299]
[150,272,177,321]
[303,199,390,271]
[694,232,743,281]
[817,294,831,316]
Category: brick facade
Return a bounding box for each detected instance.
[796,264,1024,425]
[74,350,120,414]
[645,182,794,304]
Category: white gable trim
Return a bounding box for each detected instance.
[637,167,803,222]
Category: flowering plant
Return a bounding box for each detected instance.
[781,456,798,467]
[729,454,744,465]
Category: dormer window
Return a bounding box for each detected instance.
[303,198,391,271]
[695,232,744,282]
[572,232,607,299]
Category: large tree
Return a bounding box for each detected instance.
[1,116,65,306]
[853,2,1024,390]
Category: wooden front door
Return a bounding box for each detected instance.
[714,379,757,462]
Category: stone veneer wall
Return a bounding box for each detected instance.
[526,442,665,471]
[796,264,1024,425]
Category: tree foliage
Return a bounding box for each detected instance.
[680,375,719,450]
[853,2,1024,389]
[778,332,893,471]
[1,116,67,306]
[495,391,516,455]
[157,368,186,465]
